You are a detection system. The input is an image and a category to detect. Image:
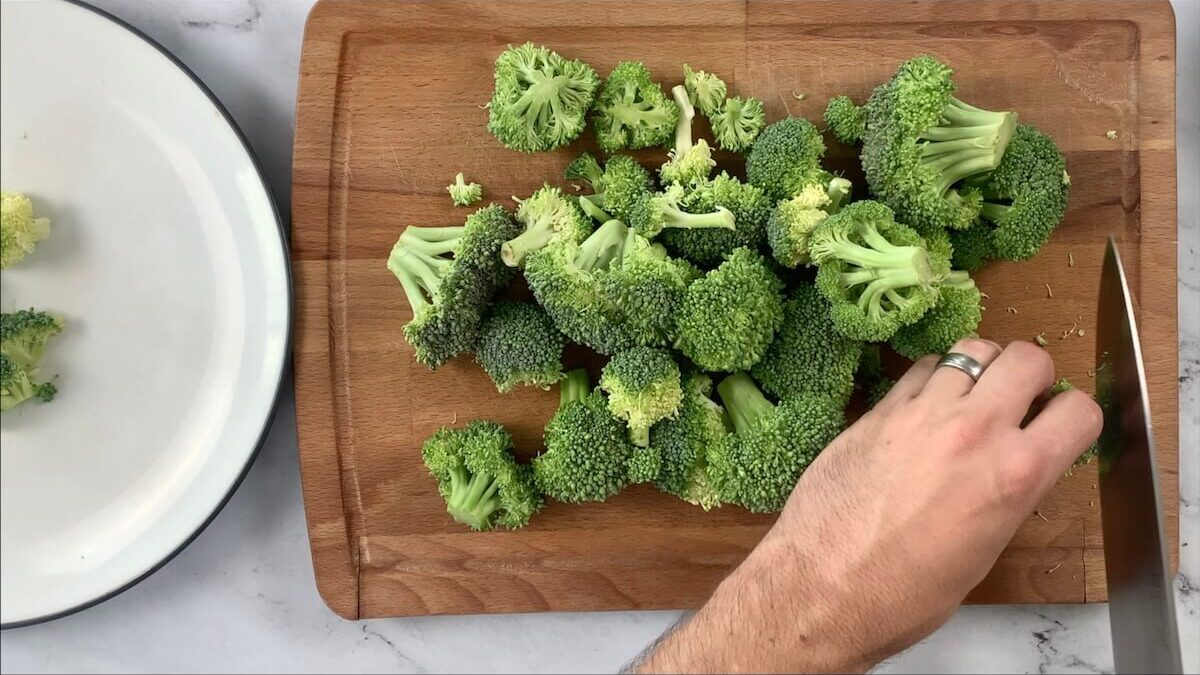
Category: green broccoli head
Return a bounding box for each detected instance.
[972,124,1069,261]
[751,283,863,408]
[1,351,57,411]
[676,247,785,372]
[446,173,483,207]
[534,369,634,502]
[592,61,680,152]
[627,446,663,484]
[659,172,773,268]
[502,185,592,267]
[660,84,717,187]
[421,420,542,531]
[947,220,995,272]
[487,43,600,153]
[600,347,684,447]
[568,153,656,224]
[1,190,51,269]
[824,95,865,144]
[746,116,830,201]
[889,271,983,360]
[650,372,728,510]
[475,302,566,392]
[628,183,734,239]
[710,96,765,152]
[1,308,64,411]
[860,55,1018,233]
[809,200,948,342]
[598,234,701,348]
[708,373,844,513]
[525,218,637,355]
[682,64,727,118]
[766,184,832,268]
[386,205,522,368]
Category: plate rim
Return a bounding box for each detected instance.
[0,0,293,630]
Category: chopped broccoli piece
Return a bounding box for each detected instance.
[502,185,592,267]
[710,96,765,152]
[567,152,655,224]
[889,271,983,360]
[650,372,727,509]
[600,347,684,447]
[860,55,1018,233]
[824,95,865,144]
[1,190,51,269]
[660,172,773,268]
[676,247,785,372]
[682,64,727,118]
[0,309,64,412]
[421,420,542,531]
[487,43,600,153]
[765,178,851,269]
[660,84,717,187]
[598,234,701,348]
[386,205,521,368]
[971,124,1070,261]
[948,220,996,272]
[810,200,949,342]
[534,369,634,502]
[708,373,844,513]
[446,173,483,207]
[475,301,565,392]
[628,183,734,239]
[592,61,679,152]
[746,116,831,201]
[751,283,863,408]
[627,446,663,484]
[857,345,895,408]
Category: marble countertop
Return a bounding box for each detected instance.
[1,1,1196,673]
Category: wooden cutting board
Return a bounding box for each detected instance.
[291,0,1177,619]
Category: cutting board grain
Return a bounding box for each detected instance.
[292,0,1177,619]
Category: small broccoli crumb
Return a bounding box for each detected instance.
[1006,306,1018,314]
[1034,510,1049,522]
[1035,332,1048,347]
[446,172,483,207]
[1045,283,1054,298]
[1105,130,1118,140]
[792,91,807,101]
[1045,563,1062,575]
[1068,252,1074,267]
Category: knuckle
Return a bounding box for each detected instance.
[938,415,990,453]
[953,337,1001,361]
[999,452,1044,500]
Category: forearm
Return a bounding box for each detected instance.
[631,540,872,674]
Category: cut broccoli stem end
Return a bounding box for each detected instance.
[664,205,735,231]
[559,368,589,405]
[826,178,853,214]
[501,219,555,267]
[578,194,612,222]
[671,84,695,154]
[574,219,629,270]
[446,466,501,531]
[944,270,974,289]
[387,246,446,317]
[717,373,776,435]
[630,425,651,448]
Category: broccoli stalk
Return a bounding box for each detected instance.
[629,184,734,239]
[718,372,775,434]
[501,185,591,267]
[811,220,934,315]
[917,96,1016,197]
[388,227,460,320]
[659,85,716,186]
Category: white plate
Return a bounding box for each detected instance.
[0,0,289,627]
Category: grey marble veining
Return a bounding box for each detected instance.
[0,1,1196,673]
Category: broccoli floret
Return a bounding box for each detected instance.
[765,178,851,269]
[1,190,51,269]
[600,347,684,447]
[889,271,983,360]
[525,218,636,354]
[971,124,1070,261]
[627,446,663,484]
[824,95,865,144]
[682,64,727,118]
[386,205,521,368]
[708,373,844,513]
[592,62,679,152]
[0,309,64,412]
[660,85,717,187]
[650,373,727,509]
[710,96,765,152]
[502,185,592,267]
[534,369,633,502]
[567,153,655,224]
[810,200,949,342]
[857,344,895,408]
[598,234,701,348]
[487,43,600,153]
[860,55,1018,233]
[746,117,831,201]
[475,301,565,392]
[1051,378,1100,469]
[947,221,995,272]
[627,183,734,239]
[751,283,863,408]
[446,173,483,207]
[676,247,785,372]
[660,172,773,267]
[421,420,542,531]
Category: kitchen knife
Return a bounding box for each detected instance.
[1095,236,1182,674]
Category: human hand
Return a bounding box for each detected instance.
[633,339,1102,674]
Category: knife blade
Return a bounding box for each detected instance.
[1095,236,1182,674]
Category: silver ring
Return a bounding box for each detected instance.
[936,352,986,382]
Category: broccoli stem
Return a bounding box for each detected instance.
[630,424,651,448]
[662,204,736,231]
[387,244,450,315]
[943,270,975,289]
[404,226,465,243]
[915,96,1016,194]
[578,194,612,222]
[560,368,589,405]
[502,212,559,267]
[819,224,931,274]
[826,177,853,214]
[574,219,628,270]
[851,269,928,315]
[671,85,695,154]
[717,372,776,434]
[980,202,1009,223]
[446,466,501,530]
